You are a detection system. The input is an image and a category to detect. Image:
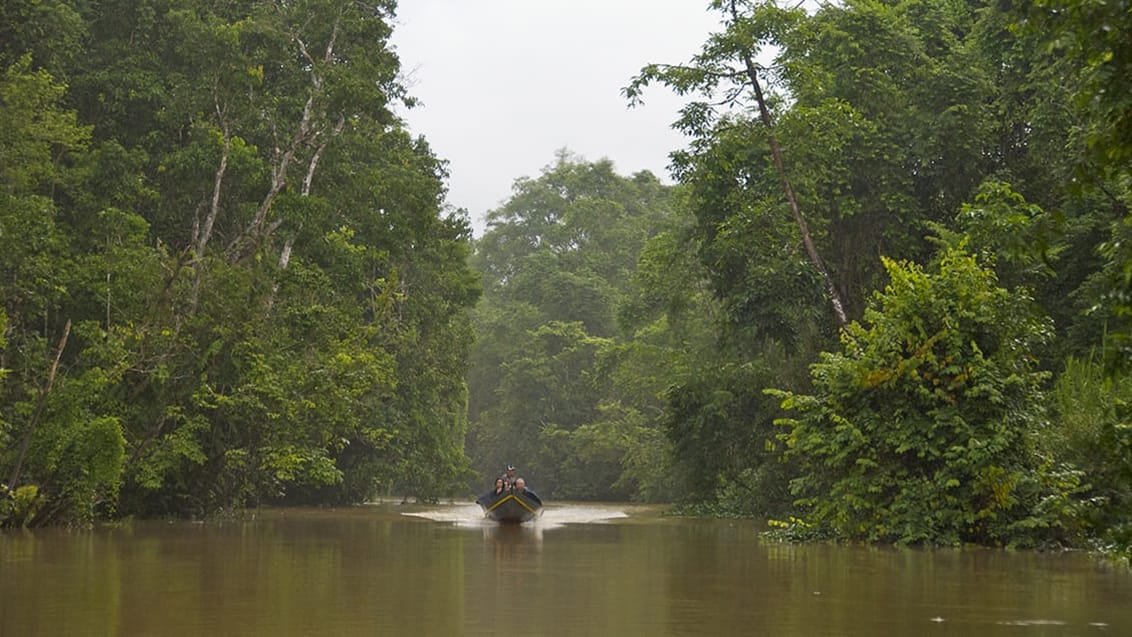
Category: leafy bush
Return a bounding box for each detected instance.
[0,485,43,527]
[771,245,1075,546]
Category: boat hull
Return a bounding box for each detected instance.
[475,491,543,524]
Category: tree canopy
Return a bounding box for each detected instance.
[2,0,478,524]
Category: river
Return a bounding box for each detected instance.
[2,502,1130,636]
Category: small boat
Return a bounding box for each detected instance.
[475,488,544,524]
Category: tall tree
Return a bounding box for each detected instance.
[626,0,848,327]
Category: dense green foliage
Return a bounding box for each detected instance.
[1,0,478,525]
[459,0,1132,550]
[5,0,1132,553]
[612,0,1132,546]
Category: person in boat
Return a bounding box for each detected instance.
[500,465,517,489]
[514,477,542,505]
[476,477,508,508]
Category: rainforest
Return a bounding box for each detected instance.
[1,0,1130,556]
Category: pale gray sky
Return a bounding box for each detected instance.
[390,1,722,234]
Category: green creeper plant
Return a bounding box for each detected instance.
[1049,353,1132,551]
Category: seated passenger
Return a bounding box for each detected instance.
[514,477,542,505]
[475,477,507,507]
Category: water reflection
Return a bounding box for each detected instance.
[2,504,1131,636]
[482,519,544,545]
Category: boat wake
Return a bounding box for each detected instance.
[402,502,629,528]
[540,505,629,527]
[401,503,486,525]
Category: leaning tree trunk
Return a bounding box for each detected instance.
[728,0,848,329]
[7,320,70,490]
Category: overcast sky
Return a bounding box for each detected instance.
[389,1,723,235]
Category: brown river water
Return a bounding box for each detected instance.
[2,501,1131,636]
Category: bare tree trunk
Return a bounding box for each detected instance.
[229,15,344,263]
[263,115,345,314]
[728,0,848,328]
[190,110,232,313]
[198,117,231,259]
[7,320,71,490]
[259,13,347,312]
[302,116,344,197]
